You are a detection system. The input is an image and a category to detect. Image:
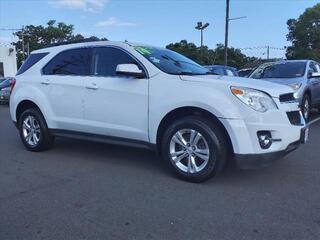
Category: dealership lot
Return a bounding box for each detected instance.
[0,105,320,240]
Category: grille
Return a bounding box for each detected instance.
[287,111,303,125]
[279,93,296,103]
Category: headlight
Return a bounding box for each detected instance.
[288,83,302,91]
[231,87,278,112]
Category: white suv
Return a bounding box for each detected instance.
[10,41,309,182]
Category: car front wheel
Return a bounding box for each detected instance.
[301,94,311,121]
[161,116,228,183]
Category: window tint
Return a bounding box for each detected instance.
[225,69,235,76]
[250,62,306,79]
[17,52,48,75]
[309,62,317,73]
[93,47,141,77]
[309,62,320,73]
[0,62,4,77]
[209,67,225,75]
[43,48,91,75]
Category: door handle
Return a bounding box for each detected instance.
[85,83,99,90]
[41,79,50,85]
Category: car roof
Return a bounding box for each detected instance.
[274,60,310,64]
[31,41,133,54]
[205,65,238,71]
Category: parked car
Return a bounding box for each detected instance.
[10,41,308,182]
[238,68,254,77]
[0,87,10,104]
[0,77,13,104]
[249,60,320,120]
[204,65,238,76]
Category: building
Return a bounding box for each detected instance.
[0,43,17,77]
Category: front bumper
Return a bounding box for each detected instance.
[0,94,10,102]
[235,140,300,169]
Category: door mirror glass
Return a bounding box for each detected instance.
[116,64,145,78]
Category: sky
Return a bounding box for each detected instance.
[0,0,319,58]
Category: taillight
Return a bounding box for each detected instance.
[9,78,16,94]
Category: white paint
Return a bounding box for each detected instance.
[0,45,17,77]
[10,41,305,157]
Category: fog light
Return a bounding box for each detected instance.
[257,131,272,149]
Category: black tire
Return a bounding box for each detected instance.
[301,94,311,121]
[161,116,228,183]
[18,108,54,152]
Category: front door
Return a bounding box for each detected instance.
[83,47,149,141]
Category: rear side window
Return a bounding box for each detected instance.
[16,52,48,75]
[92,47,142,77]
[43,48,91,76]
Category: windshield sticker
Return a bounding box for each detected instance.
[135,47,151,55]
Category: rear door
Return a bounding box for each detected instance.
[42,48,91,131]
[83,46,149,141]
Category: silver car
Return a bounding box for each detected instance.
[0,87,10,104]
[0,78,12,105]
[249,60,320,120]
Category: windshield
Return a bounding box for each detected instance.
[250,62,306,79]
[134,46,210,75]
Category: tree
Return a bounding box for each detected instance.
[166,40,256,68]
[13,20,107,67]
[286,3,320,61]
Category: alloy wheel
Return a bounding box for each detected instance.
[22,115,41,147]
[169,129,210,173]
[303,98,310,120]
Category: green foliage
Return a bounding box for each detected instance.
[166,40,256,68]
[14,20,107,67]
[286,3,320,61]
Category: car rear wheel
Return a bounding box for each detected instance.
[18,108,54,152]
[161,116,228,183]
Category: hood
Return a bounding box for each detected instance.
[257,77,305,86]
[180,75,294,98]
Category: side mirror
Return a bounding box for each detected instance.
[310,72,320,78]
[308,72,320,78]
[116,64,145,79]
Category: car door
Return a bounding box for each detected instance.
[41,48,91,131]
[83,46,149,141]
[308,61,320,105]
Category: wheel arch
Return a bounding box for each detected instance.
[16,100,44,124]
[155,106,234,156]
[304,89,312,103]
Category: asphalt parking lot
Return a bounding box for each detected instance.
[1,105,320,240]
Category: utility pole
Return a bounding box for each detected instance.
[224,0,246,66]
[0,26,29,60]
[267,45,270,60]
[21,26,25,59]
[195,21,210,61]
[224,0,230,66]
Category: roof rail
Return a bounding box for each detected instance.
[44,38,108,48]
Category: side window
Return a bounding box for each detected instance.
[93,47,143,77]
[17,52,48,75]
[0,62,3,77]
[210,67,225,75]
[43,48,91,76]
[315,63,320,72]
[225,69,234,76]
[309,62,317,73]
